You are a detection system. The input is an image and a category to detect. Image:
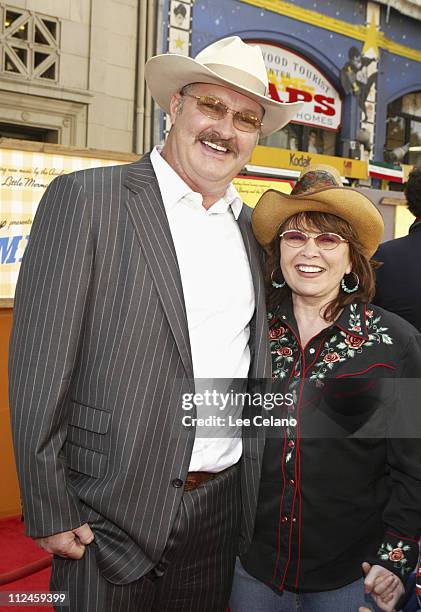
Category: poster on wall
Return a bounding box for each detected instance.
[0,144,134,305]
[254,42,343,131]
[233,176,293,207]
[169,1,191,29]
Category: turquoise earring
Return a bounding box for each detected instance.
[341,272,359,293]
[271,268,286,289]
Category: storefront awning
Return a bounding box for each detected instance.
[250,145,368,180]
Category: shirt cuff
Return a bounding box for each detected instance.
[367,531,420,585]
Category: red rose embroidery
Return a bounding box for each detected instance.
[279,347,293,357]
[366,309,373,318]
[270,326,285,339]
[345,335,365,349]
[324,352,340,363]
[350,325,361,332]
[389,548,405,562]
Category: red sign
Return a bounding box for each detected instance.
[254,42,342,131]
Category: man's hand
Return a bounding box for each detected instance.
[35,523,94,559]
[361,561,404,612]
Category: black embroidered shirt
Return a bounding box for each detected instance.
[241,299,421,593]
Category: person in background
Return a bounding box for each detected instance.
[9,37,303,612]
[230,164,421,612]
[374,166,421,332]
[307,129,319,154]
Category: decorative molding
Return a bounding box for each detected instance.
[0,4,60,82]
[0,74,93,103]
[0,91,87,146]
[0,137,139,161]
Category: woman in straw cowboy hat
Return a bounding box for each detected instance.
[230,165,421,612]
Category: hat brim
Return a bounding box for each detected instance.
[252,186,384,258]
[145,54,304,136]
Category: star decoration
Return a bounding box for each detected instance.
[175,37,185,50]
[362,14,380,58]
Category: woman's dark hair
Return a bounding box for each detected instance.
[266,211,380,322]
[405,166,421,217]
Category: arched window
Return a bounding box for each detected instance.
[385,92,421,166]
[252,42,342,156]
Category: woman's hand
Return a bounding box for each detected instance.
[361,561,404,611]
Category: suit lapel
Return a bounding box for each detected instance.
[124,155,194,380]
[237,209,271,380]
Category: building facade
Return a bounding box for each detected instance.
[162,0,421,183]
[0,0,158,153]
[1,0,420,170]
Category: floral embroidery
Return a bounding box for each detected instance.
[345,336,365,349]
[269,313,295,380]
[377,541,411,577]
[309,304,393,382]
[389,548,405,562]
[348,304,362,332]
[278,347,293,357]
[270,326,286,340]
[269,304,394,383]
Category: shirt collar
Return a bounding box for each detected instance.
[334,302,370,339]
[150,146,243,219]
[272,296,369,341]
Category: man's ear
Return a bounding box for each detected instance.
[169,92,182,124]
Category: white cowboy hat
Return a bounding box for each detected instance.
[145,36,304,136]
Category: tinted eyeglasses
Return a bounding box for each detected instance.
[181,93,263,133]
[279,230,348,250]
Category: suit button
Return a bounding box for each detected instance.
[281,515,288,524]
[289,479,295,487]
[172,478,183,488]
[154,562,165,577]
[288,440,295,448]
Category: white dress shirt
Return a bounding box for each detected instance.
[150,146,255,471]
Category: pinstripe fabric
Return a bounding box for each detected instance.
[9,154,271,588]
[50,466,241,611]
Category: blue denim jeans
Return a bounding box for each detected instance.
[230,558,382,612]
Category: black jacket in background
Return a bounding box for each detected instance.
[374,220,421,332]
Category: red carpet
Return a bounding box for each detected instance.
[0,517,231,610]
[0,516,52,611]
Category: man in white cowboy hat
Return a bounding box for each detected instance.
[9,37,302,611]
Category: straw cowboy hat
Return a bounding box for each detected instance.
[144,36,304,136]
[252,164,384,257]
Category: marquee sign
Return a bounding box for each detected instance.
[255,42,342,131]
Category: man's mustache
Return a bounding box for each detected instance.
[196,131,239,157]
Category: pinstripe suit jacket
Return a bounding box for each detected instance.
[9,154,271,584]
